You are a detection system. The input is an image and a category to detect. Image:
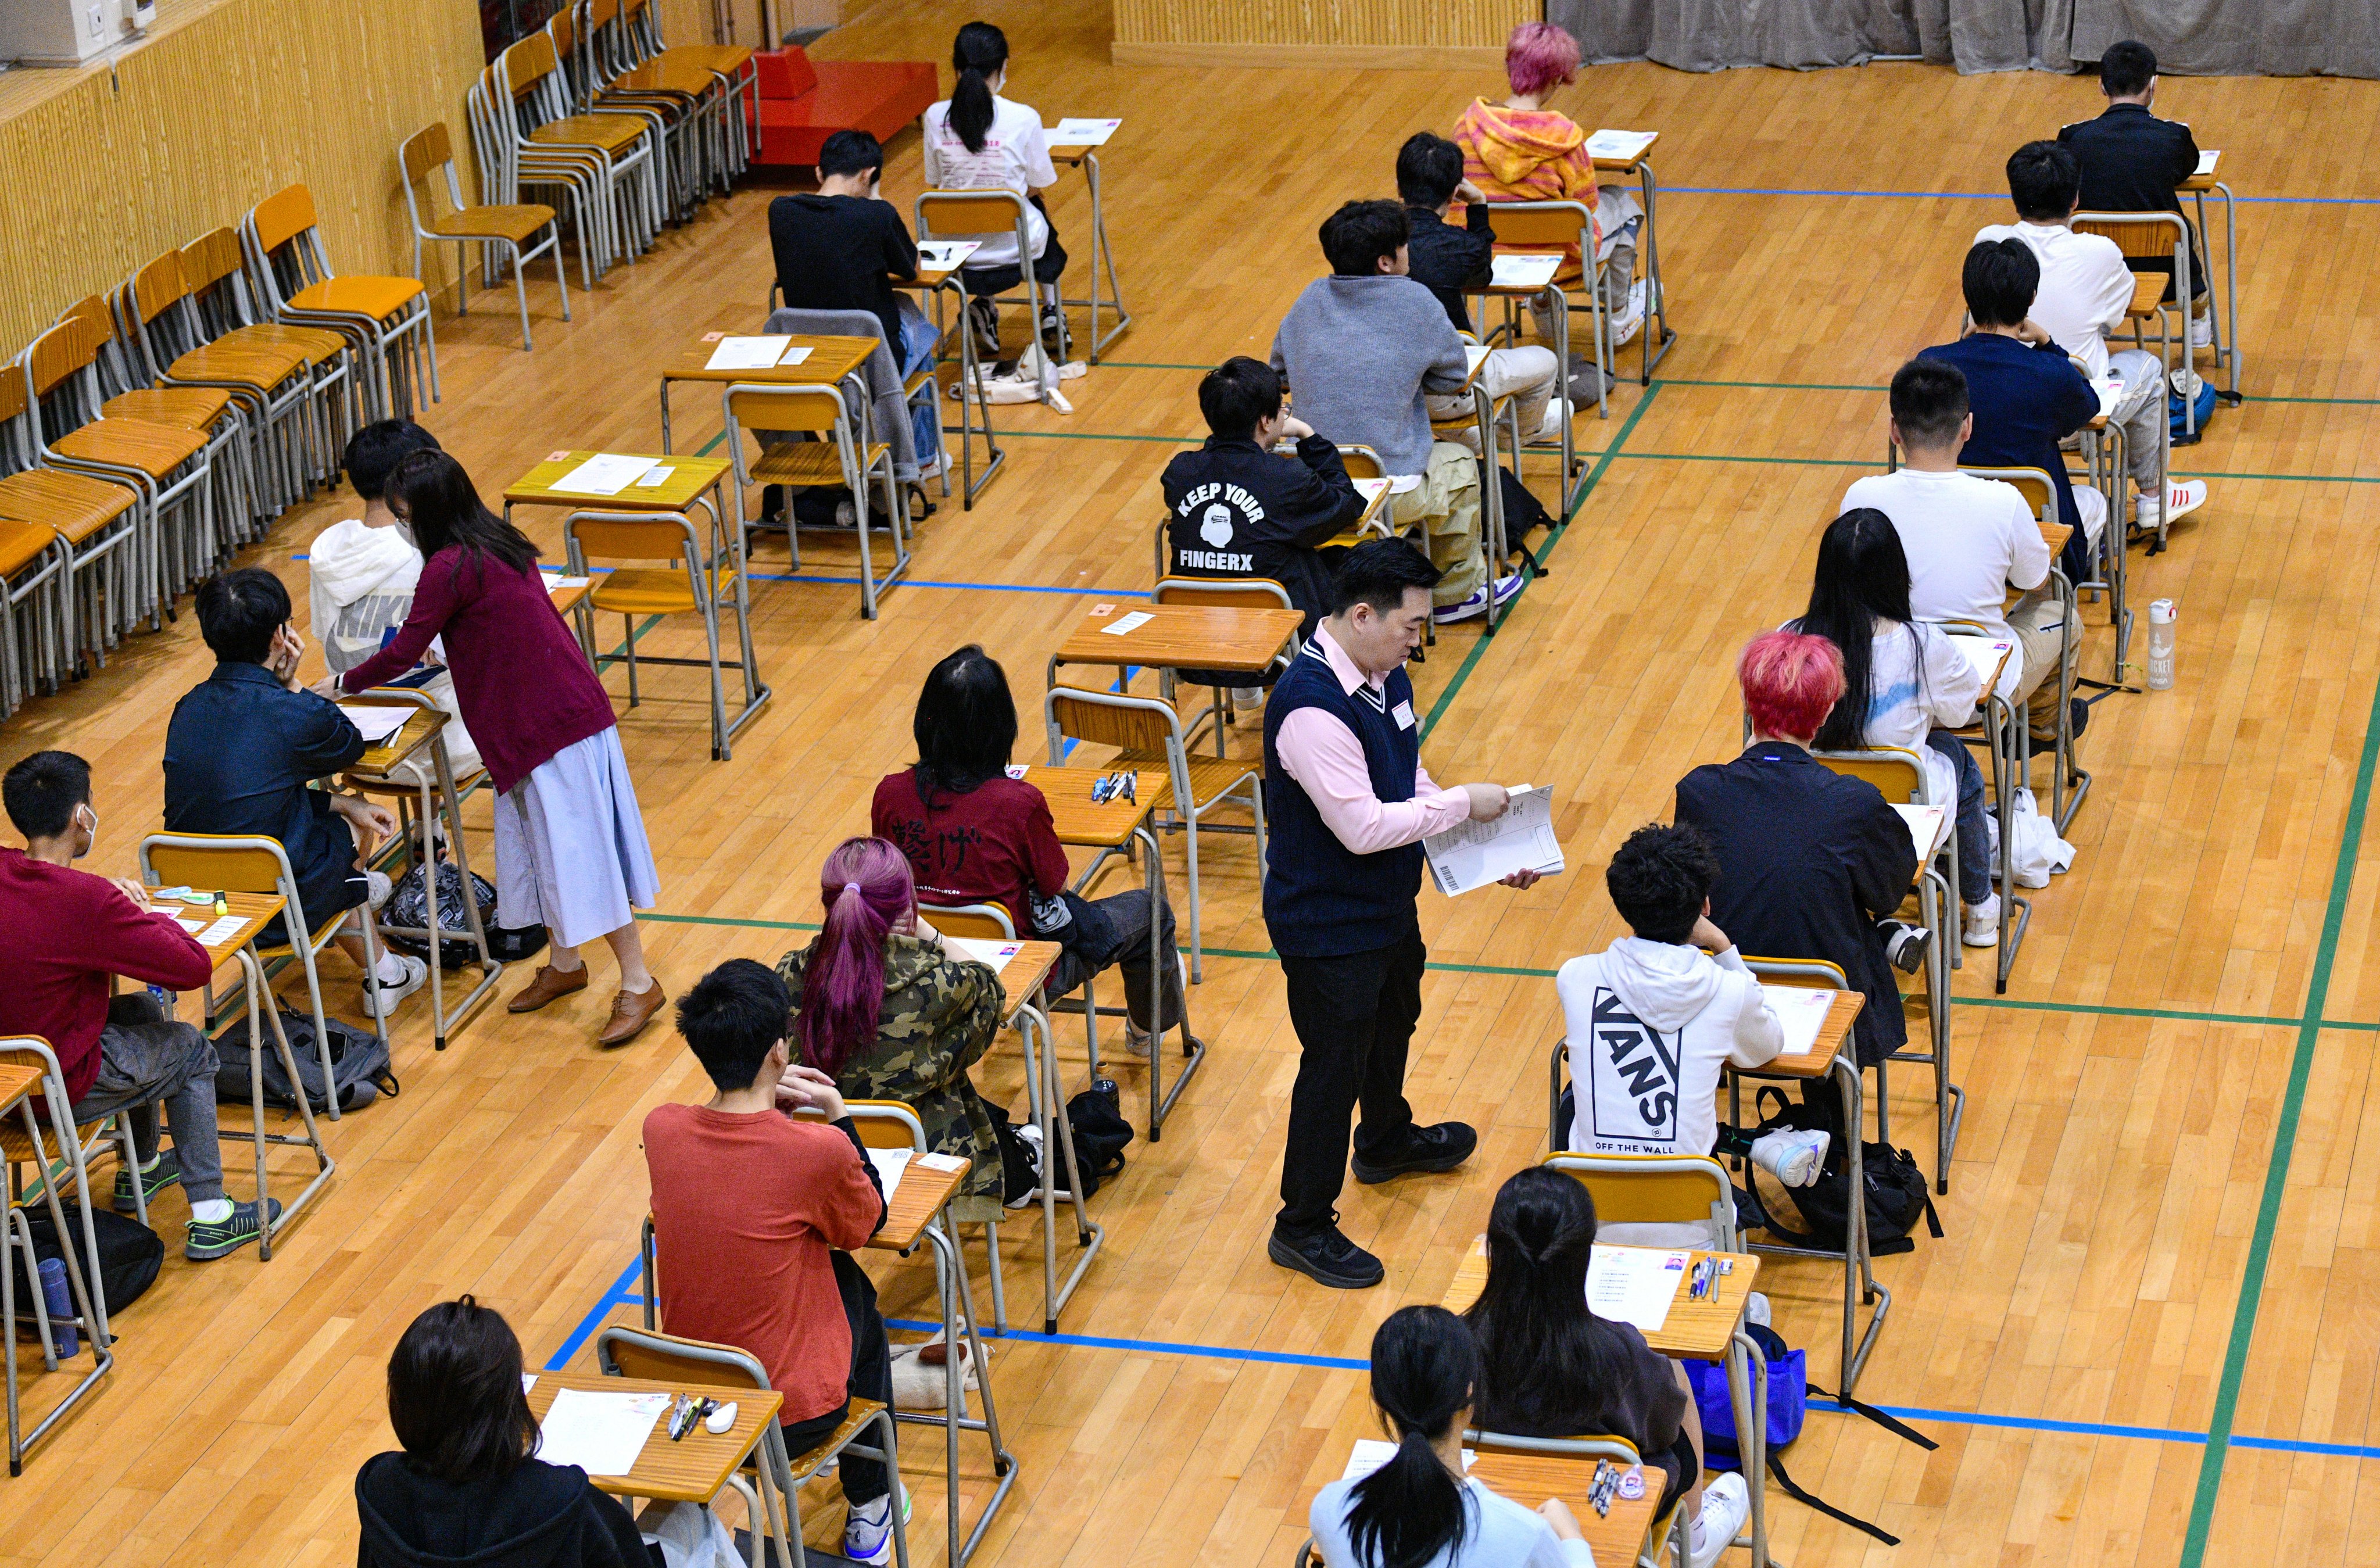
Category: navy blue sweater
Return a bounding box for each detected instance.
[1261,641,1425,958]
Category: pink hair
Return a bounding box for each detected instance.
[1505,21,1580,96]
[792,837,918,1077]
[1739,630,1845,742]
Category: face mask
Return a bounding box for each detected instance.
[76,804,96,849]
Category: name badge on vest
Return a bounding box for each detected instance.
[1392,700,1416,731]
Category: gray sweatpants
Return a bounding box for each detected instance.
[70,993,224,1204]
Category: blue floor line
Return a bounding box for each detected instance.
[1666,185,2380,206]
[543,1254,646,1371]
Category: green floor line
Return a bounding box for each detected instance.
[1419,384,1662,742]
[2178,657,2380,1567]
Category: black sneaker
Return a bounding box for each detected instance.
[966,298,1000,355]
[1350,1120,1478,1185]
[1268,1226,1384,1290]
[113,1150,181,1214]
[187,1197,281,1261]
[1880,920,1933,976]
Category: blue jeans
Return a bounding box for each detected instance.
[1926,728,1991,907]
[896,296,943,467]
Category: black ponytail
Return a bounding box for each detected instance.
[949,20,1008,154]
[1345,1306,1477,1568]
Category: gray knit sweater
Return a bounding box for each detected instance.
[1269,274,1470,478]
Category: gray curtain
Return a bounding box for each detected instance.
[1549,0,2380,76]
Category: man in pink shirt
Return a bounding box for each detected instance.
[1259,540,1542,1288]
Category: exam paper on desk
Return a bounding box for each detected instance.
[1423,785,1564,896]
[536,1388,670,1476]
[1586,1244,1688,1334]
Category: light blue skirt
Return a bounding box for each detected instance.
[492,727,660,950]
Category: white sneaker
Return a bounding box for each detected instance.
[1432,571,1527,622]
[1004,1123,1044,1208]
[365,870,393,908]
[1531,397,1573,443]
[1744,1290,1770,1327]
[1688,1473,1751,1568]
[841,1485,910,1567]
[1490,569,1526,609]
[1749,1127,1828,1188]
[1963,892,2002,948]
[1608,280,1648,348]
[359,954,428,1018]
[965,298,1000,355]
[2188,313,2214,350]
[2136,480,2208,529]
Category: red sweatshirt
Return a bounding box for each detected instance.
[871,768,1073,933]
[0,849,215,1100]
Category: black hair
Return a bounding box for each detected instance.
[912,644,1017,806]
[949,21,1010,155]
[1605,821,1720,945]
[1319,199,1410,278]
[1197,356,1283,441]
[343,420,442,503]
[1889,356,1969,450]
[674,958,790,1093]
[1463,1166,1635,1436]
[1343,1306,1478,1568]
[385,1295,539,1484]
[817,128,885,182]
[2005,140,2081,223]
[1395,133,1465,209]
[1797,508,1923,753]
[1329,538,1441,617]
[2100,39,2156,98]
[3,750,91,840]
[1962,237,2039,328]
[386,451,539,579]
[195,567,291,664]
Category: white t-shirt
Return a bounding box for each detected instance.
[1559,939,1783,1165]
[921,96,1057,269]
[1973,220,2133,378]
[1841,468,2052,676]
[1858,621,1984,804]
[1310,1476,1594,1568]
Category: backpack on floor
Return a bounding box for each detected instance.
[1060,1080,1134,1199]
[9,1207,163,1319]
[381,861,499,969]
[214,1009,398,1115]
[2170,369,2218,442]
[1742,1087,1941,1257]
[1481,459,1556,578]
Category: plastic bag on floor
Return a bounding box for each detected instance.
[890,1332,990,1411]
[949,335,1085,409]
[640,1501,739,1567]
[2005,788,2074,889]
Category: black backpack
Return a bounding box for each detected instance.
[381,861,499,969]
[1060,1079,1135,1199]
[9,1207,163,1320]
[215,1009,399,1115]
[1740,1087,1940,1256]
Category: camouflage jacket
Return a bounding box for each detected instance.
[778,933,1009,1221]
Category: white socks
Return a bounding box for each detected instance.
[372,953,411,985]
[190,1198,232,1224]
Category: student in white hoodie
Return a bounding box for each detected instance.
[306,421,481,791]
[1558,822,1825,1247]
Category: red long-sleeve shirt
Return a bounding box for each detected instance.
[0,849,215,1100]
[871,768,1072,933]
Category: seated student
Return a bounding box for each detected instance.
[1395,132,1567,448]
[164,568,428,1015]
[2058,38,2210,346]
[768,128,942,474]
[355,1296,655,1568]
[1159,356,1362,665]
[1674,632,1922,1073]
[1270,201,1523,626]
[1792,509,1996,947]
[643,960,900,1566]
[1977,141,2207,535]
[872,645,1185,1052]
[305,419,482,787]
[1558,822,1827,1212]
[922,21,1066,356]
[777,836,1043,1222]
[1309,1304,1594,1568]
[1462,1168,1749,1568]
[0,751,270,1259]
[1454,20,1644,362]
[1842,357,2066,739]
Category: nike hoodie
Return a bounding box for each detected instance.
[1558,936,1784,1162]
[307,517,481,781]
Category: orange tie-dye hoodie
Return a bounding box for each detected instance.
[1453,97,1603,272]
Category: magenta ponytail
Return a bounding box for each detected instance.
[792,837,918,1076]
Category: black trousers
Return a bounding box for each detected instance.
[1275,928,1427,1238]
[956,194,1069,295]
[778,1251,893,1505]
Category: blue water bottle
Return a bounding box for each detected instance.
[37,1257,77,1358]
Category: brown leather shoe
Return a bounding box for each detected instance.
[597,980,667,1047]
[509,963,589,1014]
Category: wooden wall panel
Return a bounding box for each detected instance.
[1111,0,1534,63]
[0,0,484,356]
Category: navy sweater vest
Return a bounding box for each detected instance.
[1261,640,1425,958]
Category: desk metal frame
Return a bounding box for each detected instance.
[223,942,337,1259]
[1602,157,1676,384]
[1050,146,1130,363]
[0,1063,113,1475]
[901,274,1004,508]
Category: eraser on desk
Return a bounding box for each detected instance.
[704,1401,737,1434]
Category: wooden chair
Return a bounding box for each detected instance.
[0,1036,118,1474]
[547,5,687,224]
[1960,464,2089,836]
[2072,209,2199,441]
[399,121,568,352]
[0,517,67,718]
[563,509,765,761]
[1469,197,1610,428]
[0,371,137,685]
[497,33,660,268]
[576,0,725,217]
[242,185,439,421]
[1046,683,1263,984]
[916,188,1070,370]
[615,0,756,173]
[722,381,908,619]
[468,62,616,288]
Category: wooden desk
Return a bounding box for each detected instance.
[2041,518,2074,557]
[1755,987,1863,1076]
[2175,153,2240,402]
[1017,764,1166,846]
[503,450,735,515]
[1442,1239,1761,1362]
[872,1152,969,1255]
[526,1370,781,1500]
[945,937,1061,1026]
[658,333,879,453]
[544,574,593,617]
[1050,600,1304,690]
[1469,1449,1663,1566]
[149,889,283,965]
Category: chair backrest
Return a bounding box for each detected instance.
[724,382,844,437]
[1959,465,2055,524]
[138,832,296,900]
[915,188,1033,247]
[127,249,190,330]
[1153,575,1293,611]
[566,510,700,567]
[791,1098,927,1151]
[1810,746,1928,804]
[180,228,248,293]
[249,184,320,260]
[918,901,1017,940]
[23,317,101,403]
[595,1323,771,1391]
[2071,210,2187,266]
[1742,954,1849,989]
[1047,684,1178,756]
[1466,1427,1642,1465]
[400,121,455,191]
[1334,444,1384,481]
[1541,1151,1736,1244]
[1473,198,1592,252]
[502,31,562,100]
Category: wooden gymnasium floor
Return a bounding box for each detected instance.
[7,3,2380,1563]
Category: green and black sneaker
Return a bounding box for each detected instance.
[187,1198,281,1261]
[113,1150,182,1214]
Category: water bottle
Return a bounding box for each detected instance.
[37,1257,77,1358]
[2146,599,2177,690]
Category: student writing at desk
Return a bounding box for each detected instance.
[0,751,268,1259]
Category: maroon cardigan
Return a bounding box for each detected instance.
[339,547,615,794]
